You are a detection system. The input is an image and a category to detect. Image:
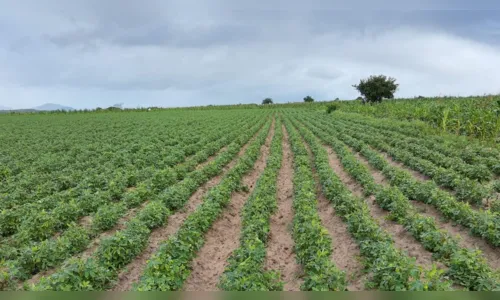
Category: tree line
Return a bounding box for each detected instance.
[262,74,398,105]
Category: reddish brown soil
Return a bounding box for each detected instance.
[264,125,302,291]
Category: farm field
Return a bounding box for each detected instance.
[0,106,499,291]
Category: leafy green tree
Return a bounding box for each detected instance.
[352,75,398,103]
[262,98,273,105]
[303,96,314,103]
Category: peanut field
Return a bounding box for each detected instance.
[1,106,499,291]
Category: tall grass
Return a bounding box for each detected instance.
[338,95,500,141]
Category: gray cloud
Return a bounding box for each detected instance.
[0,0,500,109]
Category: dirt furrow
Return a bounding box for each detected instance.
[264,125,302,291]
[299,139,365,290]
[182,119,275,291]
[112,124,269,291]
[325,146,439,269]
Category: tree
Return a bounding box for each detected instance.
[262,98,273,105]
[352,75,398,104]
[303,96,314,103]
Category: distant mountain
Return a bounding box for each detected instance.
[0,105,11,110]
[33,103,75,111]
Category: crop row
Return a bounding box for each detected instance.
[0,113,249,207]
[329,118,490,205]
[0,117,270,291]
[295,116,499,290]
[0,116,264,257]
[131,118,273,291]
[283,118,347,291]
[334,112,500,173]
[302,114,500,247]
[218,118,284,291]
[0,115,258,243]
[341,119,492,181]
[25,118,272,291]
[287,115,453,291]
[130,118,273,291]
[338,115,500,177]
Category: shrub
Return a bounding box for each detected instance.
[326,103,340,114]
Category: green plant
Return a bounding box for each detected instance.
[262,98,273,105]
[326,103,340,114]
[304,96,315,103]
[352,75,398,104]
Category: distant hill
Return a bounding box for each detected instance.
[0,103,75,114]
[33,103,74,111]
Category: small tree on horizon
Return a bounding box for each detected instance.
[303,96,315,103]
[262,98,273,105]
[353,75,398,104]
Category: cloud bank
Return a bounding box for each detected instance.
[0,0,500,109]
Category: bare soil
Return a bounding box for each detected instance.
[264,125,302,291]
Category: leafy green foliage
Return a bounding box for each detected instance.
[284,120,347,291]
[136,201,170,229]
[218,118,283,291]
[24,117,271,291]
[304,96,315,103]
[352,75,398,103]
[91,203,127,233]
[95,219,150,271]
[1,112,271,291]
[296,113,499,290]
[326,103,340,114]
[338,95,500,140]
[133,120,272,291]
[262,98,273,105]
[290,116,453,291]
[31,258,114,291]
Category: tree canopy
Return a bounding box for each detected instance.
[303,96,314,103]
[353,75,398,103]
[262,98,273,105]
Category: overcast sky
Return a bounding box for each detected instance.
[1,1,500,109]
